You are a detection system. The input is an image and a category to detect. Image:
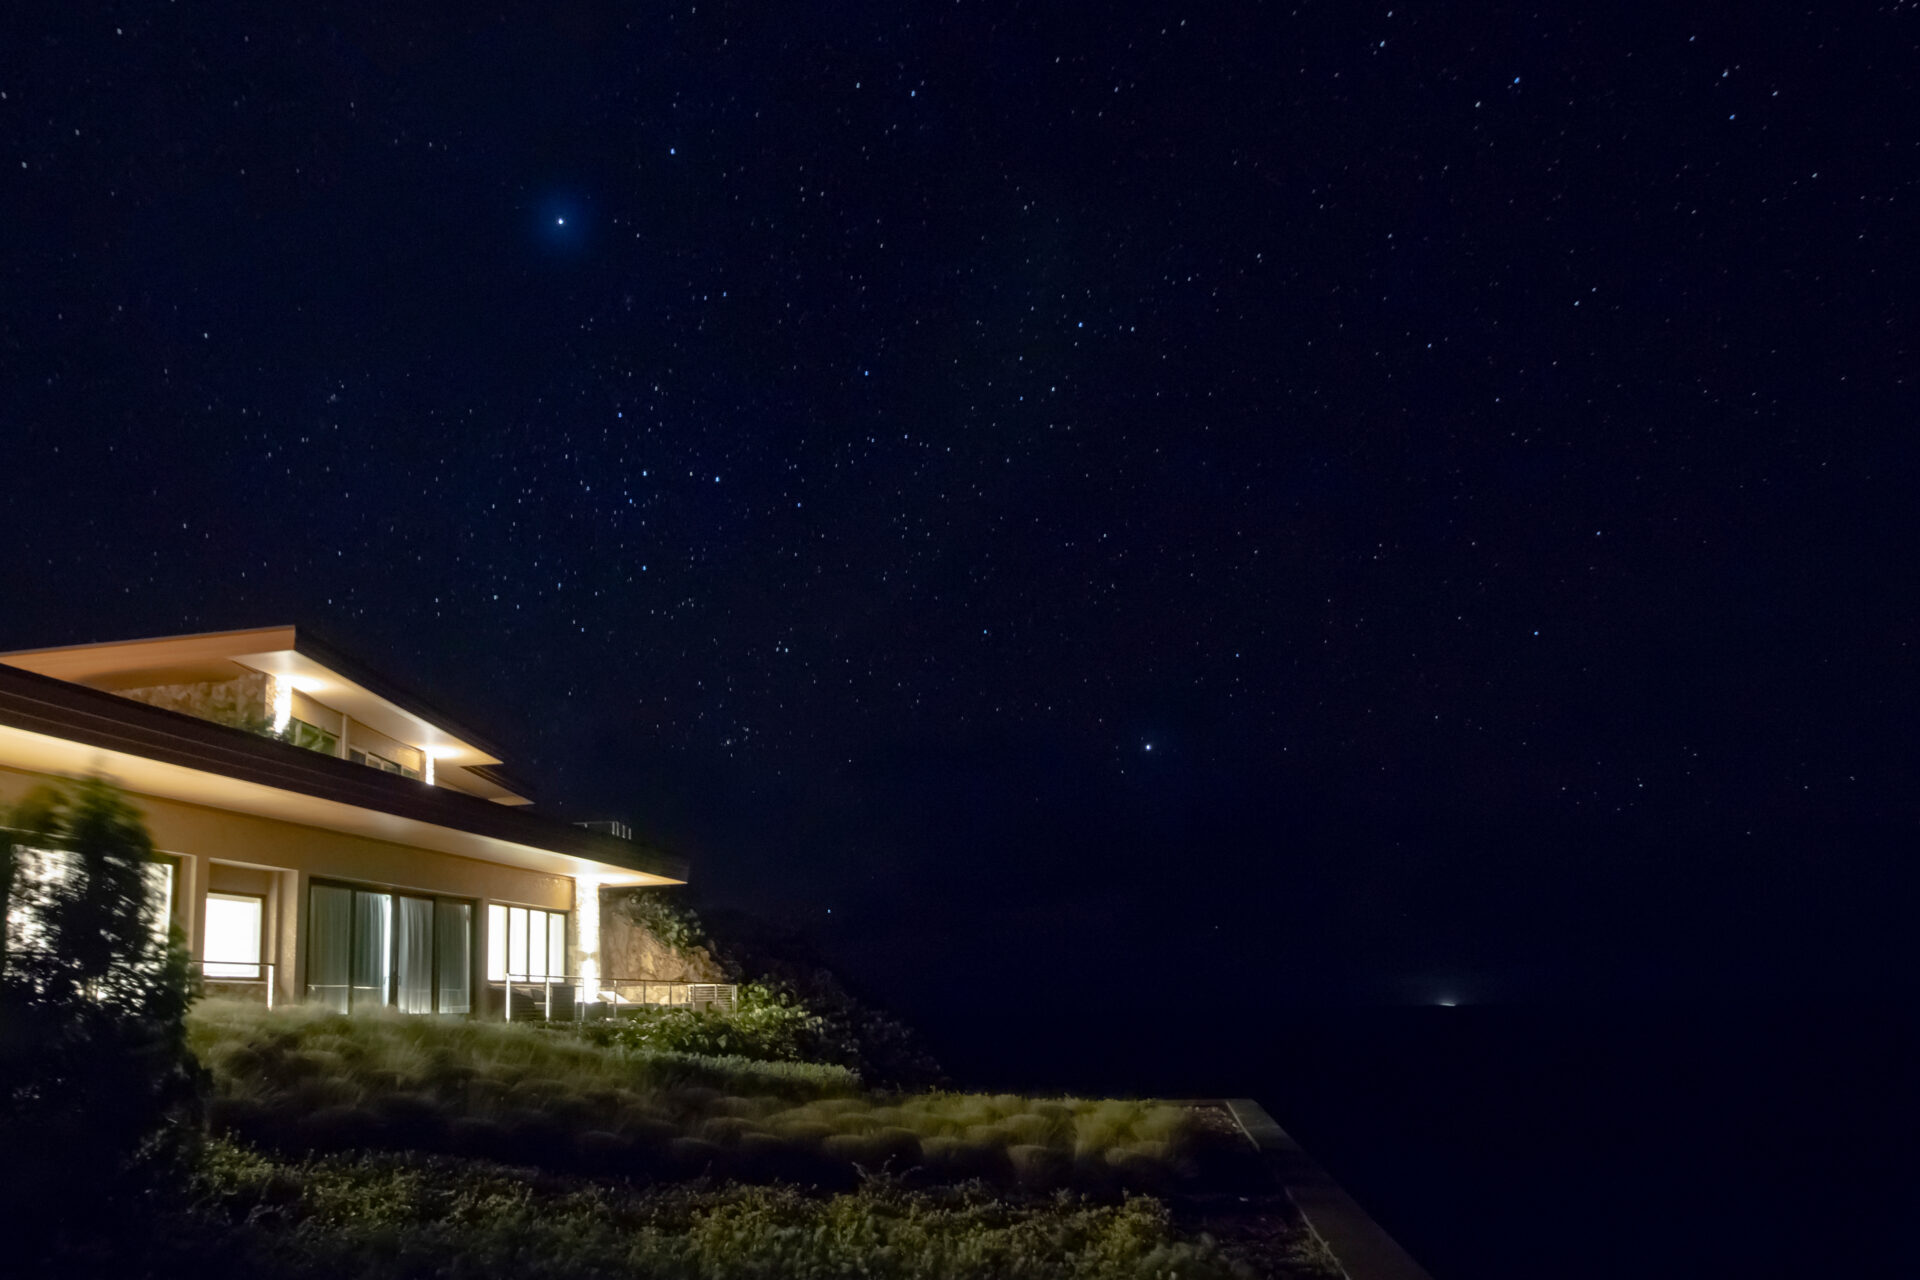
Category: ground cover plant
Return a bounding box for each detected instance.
[190,1000,1260,1192]
[158,1137,1329,1280]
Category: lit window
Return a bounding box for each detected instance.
[484,904,567,980]
[310,882,472,1014]
[4,848,175,956]
[203,893,263,978]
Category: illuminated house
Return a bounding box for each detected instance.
[0,626,686,1015]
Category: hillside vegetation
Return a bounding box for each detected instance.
[190,1000,1261,1193]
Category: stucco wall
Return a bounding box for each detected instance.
[0,763,574,1007]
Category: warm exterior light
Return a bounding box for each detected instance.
[575,876,604,994]
[268,676,292,733]
[423,754,435,786]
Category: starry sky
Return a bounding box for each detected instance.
[3,3,1913,1016]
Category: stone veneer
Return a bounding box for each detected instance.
[596,888,728,983]
[116,671,269,732]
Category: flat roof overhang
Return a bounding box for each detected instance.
[0,663,684,887]
[0,624,520,777]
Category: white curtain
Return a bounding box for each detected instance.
[307,885,352,1012]
[350,890,391,1009]
[395,896,433,1014]
[486,903,507,981]
[436,900,471,1013]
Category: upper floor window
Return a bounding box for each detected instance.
[348,747,420,781]
[282,717,338,756]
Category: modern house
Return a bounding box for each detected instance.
[0,626,693,1016]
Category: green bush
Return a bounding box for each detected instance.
[611,896,947,1088]
[0,778,203,1265]
[159,1138,1285,1280]
[582,980,830,1063]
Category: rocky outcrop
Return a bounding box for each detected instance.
[596,889,728,982]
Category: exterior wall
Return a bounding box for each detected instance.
[86,676,494,800]
[0,763,574,1009]
[288,690,348,749]
[335,713,424,775]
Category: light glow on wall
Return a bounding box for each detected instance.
[575,876,604,993]
[268,676,292,734]
[423,754,435,786]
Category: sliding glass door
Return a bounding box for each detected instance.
[395,896,434,1014]
[308,884,353,1012]
[436,900,472,1014]
[350,889,392,1008]
[308,882,473,1014]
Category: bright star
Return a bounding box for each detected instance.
[556,217,565,226]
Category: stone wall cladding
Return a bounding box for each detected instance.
[117,672,268,731]
[597,887,728,982]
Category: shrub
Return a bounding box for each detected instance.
[581,981,829,1064]
[160,1138,1279,1280]
[0,778,204,1266]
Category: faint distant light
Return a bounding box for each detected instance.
[1437,998,1458,1007]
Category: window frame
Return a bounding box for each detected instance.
[202,890,266,979]
[308,876,476,1014]
[484,903,569,982]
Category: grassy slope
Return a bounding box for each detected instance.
[167,1139,1326,1280]
[190,1000,1256,1192]
[178,1002,1341,1278]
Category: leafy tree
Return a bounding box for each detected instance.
[0,777,202,1269]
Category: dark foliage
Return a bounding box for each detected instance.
[616,893,946,1088]
[0,778,203,1270]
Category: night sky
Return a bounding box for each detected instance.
[3,3,1913,1018]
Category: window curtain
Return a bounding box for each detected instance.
[307,884,352,1013]
[508,906,530,979]
[527,910,548,979]
[548,911,566,980]
[350,890,392,1009]
[486,903,507,981]
[436,901,471,1014]
[395,896,433,1014]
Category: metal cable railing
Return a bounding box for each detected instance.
[194,959,277,1008]
[486,976,738,1020]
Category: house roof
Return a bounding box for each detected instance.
[0,659,686,887]
[0,625,513,773]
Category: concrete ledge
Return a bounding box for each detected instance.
[1226,1098,1434,1280]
